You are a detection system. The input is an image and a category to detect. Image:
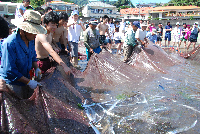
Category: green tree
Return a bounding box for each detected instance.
[167,0,199,6]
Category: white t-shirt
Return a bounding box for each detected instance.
[68,20,82,43]
[119,22,126,32]
[106,23,115,39]
[15,4,26,19]
[173,27,181,36]
[135,29,146,41]
[114,32,121,40]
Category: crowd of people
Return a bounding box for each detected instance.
[0,0,200,99]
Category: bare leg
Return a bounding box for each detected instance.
[187,41,191,50]
[193,42,196,49]
[165,40,167,47]
[183,41,186,48]
[168,41,170,47]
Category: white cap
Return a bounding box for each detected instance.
[176,22,180,25]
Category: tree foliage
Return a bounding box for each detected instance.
[167,0,200,6]
[114,0,134,8]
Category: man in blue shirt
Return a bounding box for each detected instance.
[165,22,172,47]
[0,10,46,99]
[146,29,157,44]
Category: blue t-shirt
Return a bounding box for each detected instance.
[190,27,198,39]
[146,32,157,44]
[165,25,172,34]
[0,30,37,86]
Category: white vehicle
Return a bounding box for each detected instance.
[0,2,20,15]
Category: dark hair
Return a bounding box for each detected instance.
[115,27,119,32]
[23,0,30,2]
[3,14,9,18]
[167,22,170,25]
[103,15,109,20]
[183,23,186,25]
[0,16,9,39]
[59,12,68,21]
[45,7,52,13]
[26,5,33,10]
[44,11,59,25]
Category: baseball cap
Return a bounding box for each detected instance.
[176,22,180,25]
[71,10,79,15]
[89,18,98,25]
[132,21,140,28]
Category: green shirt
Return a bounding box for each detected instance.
[124,28,136,46]
[84,28,103,50]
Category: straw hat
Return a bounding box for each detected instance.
[11,10,46,34]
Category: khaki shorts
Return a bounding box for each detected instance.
[123,45,135,61]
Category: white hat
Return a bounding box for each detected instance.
[194,22,198,25]
[11,10,46,34]
[141,22,147,27]
[176,22,180,25]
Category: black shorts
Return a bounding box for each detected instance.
[157,37,162,41]
[115,40,121,44]
[100,35,107,45]
[189,38,197,42]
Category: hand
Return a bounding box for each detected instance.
[35,68,42,80]
[65,48,69,53]
[63,66,72,75]
[27,80,42,90]
[89,48,94,53]
[0,79,7,92]
[55,48,60,53]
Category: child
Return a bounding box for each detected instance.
[114,27,122,55]
[84,18,103,60]
[173,22,181,49]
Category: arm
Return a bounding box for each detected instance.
[19,9,24,16]
[80,23,86,31]
[106,26,112,43]
[51,39,61,53]
[37,34,71,74]
[84,31,91,50]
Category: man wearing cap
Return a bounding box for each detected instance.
[84,18,103,60]
[15,0,30,20]
[67,10,86,68]
[187,22,200,50]
[146,29,157,44]
[0,10,44,99]
[156,23,163,47]
[135,22,148,47]
[165,22,172,47]
[123,21,140,63]
[172,22,181,49]
[179,23,187,48]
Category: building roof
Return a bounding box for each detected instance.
[150,6,200,11]
[86,1,116,7]
[120,7,153,15]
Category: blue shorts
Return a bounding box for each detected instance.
[106,39,111,44]
[86,46,101,60]
[165,33,171,41]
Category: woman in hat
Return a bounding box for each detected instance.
[0,10,46,99]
